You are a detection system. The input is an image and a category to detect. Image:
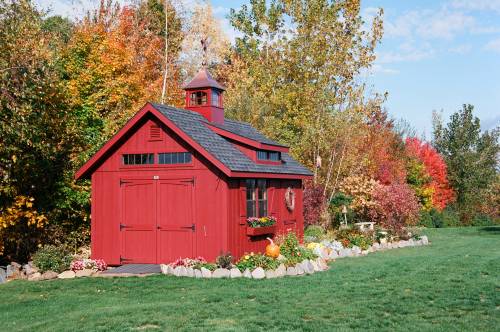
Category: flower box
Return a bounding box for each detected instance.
[246,225,276,236]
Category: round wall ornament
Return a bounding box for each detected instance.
[285,187,295,211]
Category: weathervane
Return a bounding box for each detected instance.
[201,37,210,67]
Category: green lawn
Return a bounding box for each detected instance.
[1,227,499,331]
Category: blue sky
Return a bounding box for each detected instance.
[35,0,500,136]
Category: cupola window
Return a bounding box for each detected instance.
[190,91,207,106]
[211,90,220,107]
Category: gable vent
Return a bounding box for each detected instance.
[149,124,161,141]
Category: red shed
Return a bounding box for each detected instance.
[75,69,312,265]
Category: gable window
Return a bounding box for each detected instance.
[122,153,154,165]
[257,150,281,162]
[190,91,207,106]
[211,90,220,107]
[246,179,267,217]
[158,152,192,165]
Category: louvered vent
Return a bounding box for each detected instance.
[149,125,161,141]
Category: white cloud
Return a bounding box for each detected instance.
[450,0,500,13]
[371,64,399,75]
[449,44,472,54]
[484,38,500,53]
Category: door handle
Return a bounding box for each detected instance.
[180,224,195,231]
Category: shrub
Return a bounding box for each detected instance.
[303,180,325,226]
[215,252,233,268]
[418,208,461,228]
[334,227,373,250]
[304,225,325,241]
[369,183,420,232]
[235,253,279,271]
[32,244,72,273]
[276,231,316,266]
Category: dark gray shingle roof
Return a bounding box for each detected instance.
[151,103,312,176]
[209,119,287,147]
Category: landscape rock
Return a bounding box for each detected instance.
[173,266,187,277]
[316,258,328,271]
[75,269,94,278]
[251,267,265,279]
[372,243,380,251]
[201,267,212,278]
[301,260,314,274]
[351,246,362,256]
[311,261,320,272]
[265,270,277,279]
[23,263,38,276]
[194,269,202,278]
[361,250,369,255]
[295,264,304,275]
[28,272,42,281]
[0,268,6,284]
[328,250,338,260]
[339,248,352,258]
[186,267,195,277]
[41,271,58,280]
[286,266,297,276]
[58,270,76,279]
[160,264,169,275]
[212,268,230,278]
[243,269,252,278]
[275,264,286,277]
[408,239,415,246]
[421,235,429,245]
[230,268,242,278]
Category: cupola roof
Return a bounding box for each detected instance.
[183,68,225,90]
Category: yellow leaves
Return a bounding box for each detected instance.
[0,195,47,231]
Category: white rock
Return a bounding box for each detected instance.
[339,248,352,257]
[316,258,328,271]
[421,235,429,245]
[160,264,169,275]
[408,238,415,246]
[328,250,338,260]
[174,266,187,277]
[311,261,320,271]
[275,264,286,277]
[265,270,277,279]
[301,260,314,274]
[295,264,305,275]
[243,269,252,278]
[286,266,297,276]
[75,269,93,278]
[194,269,202,278]
[351,246,362,256]
[251,267,265,279]
[201,267,212,278]
[372,243,380,251]
[230,268,242,278]
[361,250,369,255]
[58,271,75,279]
[186,267,195,277]
[212,268,230,278]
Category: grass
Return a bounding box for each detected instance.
[1,227,499,331]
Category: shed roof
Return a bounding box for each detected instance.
[75,103,312,179]
[151,103,312,176]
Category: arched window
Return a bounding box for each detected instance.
[190,91,207,106]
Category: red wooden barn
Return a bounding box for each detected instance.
[75,69,312,265]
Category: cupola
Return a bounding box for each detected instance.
[183,68,225,124]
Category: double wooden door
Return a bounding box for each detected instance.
[119,177,195,264]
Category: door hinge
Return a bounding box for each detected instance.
[120,223,130,231]
[120,179,131,186]
[180,223,195,232]
[120,256,132,263]
[180,178,195,185]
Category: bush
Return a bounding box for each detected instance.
[215,252,233,268]
[32,244,72,273]
[303,180,325,226]
[334,227,373,250]
[418,208,461,228]
[235,253,279,271]
[276,231,316,266]
[304,225,325,241]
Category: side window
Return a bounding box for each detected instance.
[246,179,268,218]
[190,91,207,106]
[122,153,154,165]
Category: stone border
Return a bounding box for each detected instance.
[160,257,329,279]
[159,235,430,280]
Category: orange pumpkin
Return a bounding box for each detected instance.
[265,237,280,258]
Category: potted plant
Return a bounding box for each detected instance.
[246,216,277,236]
